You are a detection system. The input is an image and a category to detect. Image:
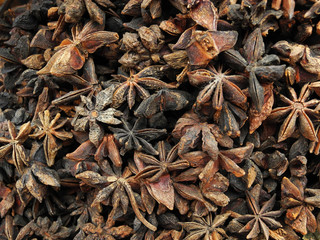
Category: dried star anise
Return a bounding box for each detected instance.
[268,84,320,142]
[134,141,189,182]
[52,58,103,105]
[111,65,176,109]
[109,117,167,155]
[76,160,157,231]
[15,69,58,97]
[30,110,73,167]
[76,222,133,239]
[223,28,285,111]
[16,216,72,240]
[134,89,191,119]
[59,0,116,25]
[38,21,119,76]
[236,189,283,240]
[0,121,31,173]
[188,64,247,112]
[122,0,161,23]
[0,35,29,90]
[16,160,60,204]
[5,0,320,238]
[281,177,320,235]
[119,25,165,70]
[173,111,254,177]
[72,88,122,147]
[133,152,215,214]
[180,212,230,240]
[173,1,238,67]
[68,191,104,230]
[66,131,122,167]
[133,142,189,210]
[228,0,283,34]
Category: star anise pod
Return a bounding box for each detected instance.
[30,110,73,167]
[119,25,165,71]
[134,142,216,213]
[38,21,119,76]
[68,191,104,230]
[272,0,295,19]
[272,41,320,77]
[188,64,247,112]
[173,1,238,67]
[134,141,190,184]
[16,160,60,204]
[75,222,133,240]
[72,90,122,147]
[0,183,15,218]
[0,121,31,174]
[66,131,122,167]
[0,35,29,90]
[281,177,320,235]
[134,89,191,119]
[15,69,59,97]
[67,130,122,170]
[76,161,157,231]
[59,0,116,25]
[180,212,230,240]
[171,166,217,214]
[173,111,254,177]
[268,84,320,142]
[232,0,283,33]
[223,28,285,112]
[111,65,176,109]
[236,190,283,240]
[109,118,167,156]
[217,101,248,138]
[133,142,189,210]
[16,217,72,240]
[52,58,104,105]
[122,0,161,23]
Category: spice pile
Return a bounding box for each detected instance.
[1,0,320,239]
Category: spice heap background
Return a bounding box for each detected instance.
[1,0,320,239]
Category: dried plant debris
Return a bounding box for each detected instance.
[3,0,320,239]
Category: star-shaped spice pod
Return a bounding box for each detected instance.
[16,216,72,240]
[281,177,320,235]
[111,65,176,109]
[228,0,283,33]
[134,141,189,184]
[16,69,59,97]
[72,87,122,147]
[173,111,254,177]
[134,89,191,119]
[66,131,122,167]
[134,141,189,210]
[38,21,119,76]
[188,64,247,112]
[68,191,104,231]
[0,35,29,90]
[223,28,285,112]
[268,84,320,142]
[180,212,230,240]
[76,161,157,231]
[52,58,103,105]
[173,0,238,67]
[30,110,73,167]
[0,121,31,174]
[236,190,283,240]
[75,222,133,239]
[109,118,167,155]
[16,160,60,204]
[59,0,115,25]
